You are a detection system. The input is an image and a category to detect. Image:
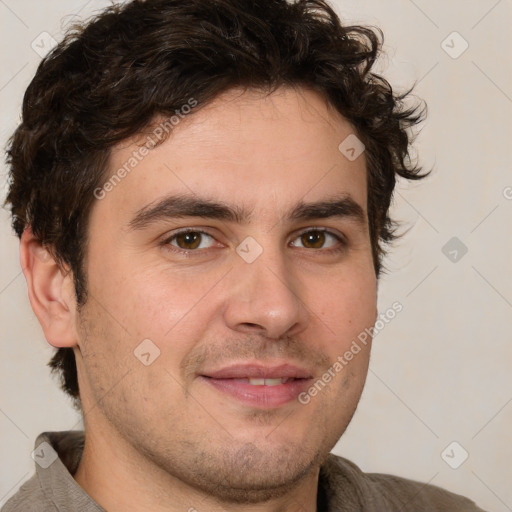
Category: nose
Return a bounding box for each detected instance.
[222,245,310,340]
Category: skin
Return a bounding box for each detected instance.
[22,86,378,512]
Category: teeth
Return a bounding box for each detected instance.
[247,378,290,386]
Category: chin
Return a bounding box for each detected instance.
[178,440,326,505]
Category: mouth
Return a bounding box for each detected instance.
[199,363,314,409]
[229,377,298,385]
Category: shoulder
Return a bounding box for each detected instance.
[321,453,488,511]
[1,473,56,512]
[1,431,90,512]
[364,470,487,511]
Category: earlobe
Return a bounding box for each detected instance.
[20,228,78,348]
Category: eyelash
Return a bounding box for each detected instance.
[160,227,347,257]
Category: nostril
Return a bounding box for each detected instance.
[240,322,267,332]
[238,322,270,333]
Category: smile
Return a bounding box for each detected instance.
[233,377,296,386]
[198,363,314,408]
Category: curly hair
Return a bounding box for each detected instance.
[5,0,428,410]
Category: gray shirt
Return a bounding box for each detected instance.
[1,431,487,511]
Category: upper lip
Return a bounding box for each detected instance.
[201,363,313,380]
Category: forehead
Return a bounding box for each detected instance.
[97,86,368,227]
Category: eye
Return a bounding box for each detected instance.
[161,227,346,257]
[290,229,345,252]
[164,229,217,251]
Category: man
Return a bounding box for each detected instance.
[2,0,487,510]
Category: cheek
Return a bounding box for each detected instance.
[87,257,205,338]
[97,265,230,377]
[313,269,377,351]
[76,290,191,423]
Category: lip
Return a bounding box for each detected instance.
[201,363,313,380]
[199,362,314,409]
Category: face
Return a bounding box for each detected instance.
[74,86,378,503]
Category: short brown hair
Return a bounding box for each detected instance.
[5,0,428,410]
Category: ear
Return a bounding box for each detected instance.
[20,228,78,348]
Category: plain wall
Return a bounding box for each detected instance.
[1,1,511,510]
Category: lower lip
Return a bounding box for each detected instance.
[200,377,312,408]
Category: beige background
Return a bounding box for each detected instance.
[1,1,511,510]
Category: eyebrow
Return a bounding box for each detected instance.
[128,193,367,230]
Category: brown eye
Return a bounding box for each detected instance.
[301,231,326,249]
[167,231,215,251]
[291,229,344,251]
